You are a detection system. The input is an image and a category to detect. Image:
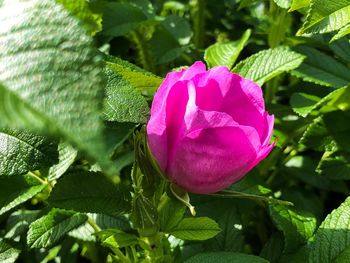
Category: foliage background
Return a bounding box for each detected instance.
[1,0,350,262]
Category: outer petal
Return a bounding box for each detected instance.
[168,125,258,194]
[147,62,206,170]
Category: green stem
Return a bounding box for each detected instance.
[129,30,156,72]
[27,171,47,185]
[192,0,206,49]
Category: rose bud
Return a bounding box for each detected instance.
[146,61,275,194]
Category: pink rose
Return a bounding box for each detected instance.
[146,61,274,194]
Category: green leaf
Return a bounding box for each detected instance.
[269,205,317,253]
[105,56,163,95]
[103,67,150,124]
[0,239,21,263]
[323,110,350,150]
[260,232,284,262]
[102,2,148,37]
[233,46,305,86]
[158,195,186,232]
[0,0,114,174]
[169,217,221,241]
[0,129,58,177]
[0,174,46,216]
[185,252,269,263]
[300,116,334,151]
[27,208,88,248]
[298,0,350,35]
[57,0,102,35]
[204,29,251,69]
[48,171,130,215]
[96,229,138,249]
[289,0,310,11]
[48,142,77,182]
[317,151,350,180]
[291,46,350,88]
[273,0,292,9]
[69,213,130,242]
[331,23,350,42]
[309,196,350,263]
[5,210,40,239]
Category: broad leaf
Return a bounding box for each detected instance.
[169,217,221,241]
[0,129,58,177]
[48,142,77,182]
[298,0,350,35]
[0,239,21,263]
[96,229,138,250]
[158,195,186,232]
[323,110,350,150]
[204,29,251,69]
[309,196,350,263]
[48,171,130,215]
[269,205,317,253]
[0,0,113,173]
[234,46,305,86]
[103,67,150,124]
[27,208,88,248]
[0,175,46,216]
[331,23,350,42]
[106,56,163,94]
[185,252,269,263]
[273,0,292,9]
[317,151,350,180]
[291,46,350,88]
[5,210,40,239]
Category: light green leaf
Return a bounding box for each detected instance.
[269,205,317,253]
[0,174,46,216]
[48,171,130,215]
[27,208,88,248]
[106,56,163,94]
[204,29,251,69]
[169,217,221,241]
[234,46,305,86]
[309,196,350,263]
[273,0,292,9]
[299,0,350,35]
[291,46,350,88]
[289,0,310,11]
[103,67,150,124]
[0,129,58,177]
[185,252,269,263]
[57,0,102,35]
[96,229,138,250]
[331,23,350,42]
[0,239,21,263]
[48,142,77,181]
[0,0,114,174]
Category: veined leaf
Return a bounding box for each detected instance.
[158,195,186,232]
[323,110,350,150]
[0,0,114,174]
[291,46,350,88]
[317,151,350,180]
[0,174,46,216]
[103,67,150,124]
[310,196,350,263]
[106,56,163,94]
[0,129,58,177]
[331,23,350,42]
[0,239,21,263]
[48,171,130,215]
[299,0,350,35]
[269,205,317,253]
[204,29,251,69]
[27,208,88,248]
[185,252,269,263]
[48,142,77,182]
[169,217,221,241]
[234,46,305,86]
